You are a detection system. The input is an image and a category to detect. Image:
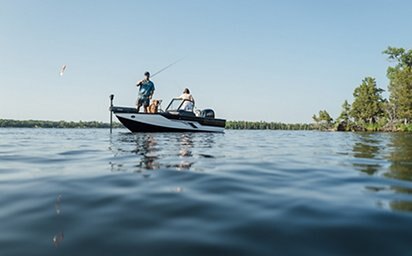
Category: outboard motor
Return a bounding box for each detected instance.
[201,109,215,119]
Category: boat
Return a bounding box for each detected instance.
[111,98,226,133]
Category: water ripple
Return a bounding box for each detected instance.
[1,129,412,255]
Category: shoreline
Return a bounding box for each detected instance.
[0,119,313,130]
[1,119,411,132]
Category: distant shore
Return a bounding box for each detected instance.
[2,119,411,131]
[0,119,315,130]
[0,119,124,129]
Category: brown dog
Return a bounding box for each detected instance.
[148,99,161,113]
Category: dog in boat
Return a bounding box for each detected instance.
[148,99,162,113]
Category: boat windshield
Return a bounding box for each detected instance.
[165,98,194,112]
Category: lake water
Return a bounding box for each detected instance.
[1,128,412,255]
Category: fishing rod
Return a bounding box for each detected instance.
[150,58,184,78]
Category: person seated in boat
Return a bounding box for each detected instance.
[136,71,155,113]
[179,88,195,112]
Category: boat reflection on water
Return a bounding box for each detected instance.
[131,134,159,170]
[172,134,194,169]
[351,133,412,213]
[177,134,193,157]
[109,132,217,173]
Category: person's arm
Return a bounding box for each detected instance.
[136,80,144,87]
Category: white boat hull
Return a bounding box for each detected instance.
[115,112,225,133]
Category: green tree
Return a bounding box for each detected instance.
[350,77,385,124]
[312,110,333,130]
[335,100,352,131]
[313,110,332,123]
[337,100,351,123]
[312,114,319,123]
[224,121,314,130]
[383,47,412,123]
[319,110,333,123]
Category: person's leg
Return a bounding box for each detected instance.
[143,98,150,113]
[136,98,143,112]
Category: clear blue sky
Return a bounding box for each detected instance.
[1,0,411,123]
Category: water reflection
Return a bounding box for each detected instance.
[351,133,384,175]
[55,194,62,215]
[171,134,194,170]
[351,133,412,212]
[52,194,64,247]
[390,201,412,212]
[386,134,412,212]
[386,133,412,182]
[109,132,217,172]
[133,134,159,170]
[178,134,193,157]
[52,231,64,247]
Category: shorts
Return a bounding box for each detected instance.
[137,97,150,107]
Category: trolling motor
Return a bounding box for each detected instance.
[109,94,114,133]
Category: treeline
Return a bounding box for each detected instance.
[313,46,412,132]
[0,119,124,129]
[0,119,314,130]
[226,121,314,130]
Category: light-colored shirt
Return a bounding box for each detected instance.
[179,93,194,102]
[179,93,194,111]
[138,80,155,99]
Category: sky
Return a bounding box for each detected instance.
[1,0,411,123]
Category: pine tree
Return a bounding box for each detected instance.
[337,100,351,123]
[350,77,385,123]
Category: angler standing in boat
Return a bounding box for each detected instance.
[136,72,155,113]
